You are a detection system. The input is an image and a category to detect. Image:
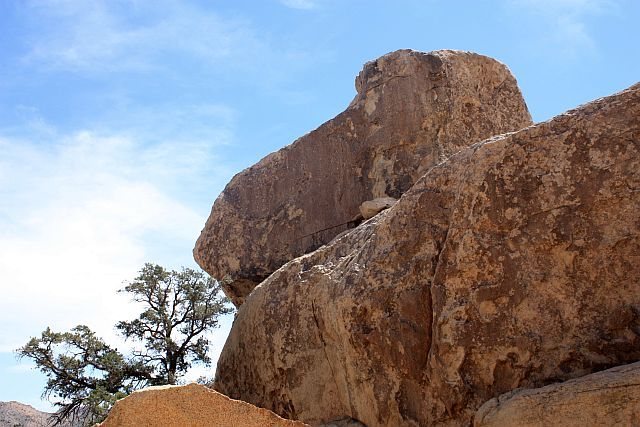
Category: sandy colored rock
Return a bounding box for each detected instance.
[99,383,308,427]
[194,49,532,306]
[474,361,640,426]
[214,82,640,426]
[359,197,397,219]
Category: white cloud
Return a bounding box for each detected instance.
[0,125,232,353]
[24,0,151,71]
[22,0,289,74]
[280,0,318,10]
[508,0,618,56]
[15,0,322,105]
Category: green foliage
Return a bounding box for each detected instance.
[17,264,232,426]
[115,264,232,385]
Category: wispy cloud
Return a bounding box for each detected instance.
[0,1,262,368]
[0,1,324,393]
[16,0,321,106]
[0,122,233,352]
[22,0,309,77]
[22,0,245,71]
[279,0,318,10]
[507,0,618,56]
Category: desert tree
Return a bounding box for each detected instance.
[115,263,233,385]
[17,263,232,425]
[18,325,154,425]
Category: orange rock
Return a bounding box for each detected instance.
[99,383,308,427]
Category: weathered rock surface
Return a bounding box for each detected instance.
[213,82,640,426]
[474,361,640,426]
[195,49,532,306]
[99,383,308,427]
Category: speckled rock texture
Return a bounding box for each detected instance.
[213,82,640,426]
[474,361,640,426]
[98,383,308,427]
[194,49,532,306]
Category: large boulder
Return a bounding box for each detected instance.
[99,383,308,427]
[194,49,532,306]
[213,82,640,426]
[474,361,640,426]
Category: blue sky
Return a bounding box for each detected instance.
[0,0,638,412]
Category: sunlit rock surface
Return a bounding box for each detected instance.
[194,49,532,306]
[213,82,640,426]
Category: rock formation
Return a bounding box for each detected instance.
[212,81,640,426]
[474,361,640,426]
[98,383,308,427]
[194,49,532,306]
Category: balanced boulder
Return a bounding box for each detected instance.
[194,49,532,306]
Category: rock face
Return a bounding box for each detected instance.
[474,361,640,426]
[213,82,640,426]
[99,384,308,427]
[194,49,532,306]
